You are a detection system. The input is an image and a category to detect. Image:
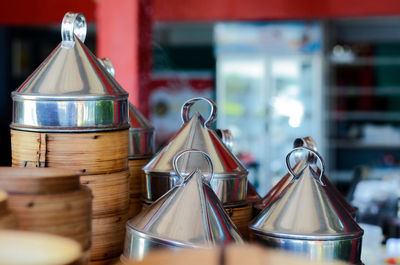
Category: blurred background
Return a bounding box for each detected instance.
[2,0,400,238]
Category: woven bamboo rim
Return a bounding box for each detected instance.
[91,213,128,261]
[0,167,80,194]
[11,129,129,175]
[0,230,84,265]
[7,187,92,250]
[225,203,252,240]
[81,170,129,218]
[128,158,150,196]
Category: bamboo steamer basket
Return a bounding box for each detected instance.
[11,129,128,175]
[225,203,252,240]
[0,190,18,229]
[81,170,129,218]
[120,244,348,265]
[9,12,131,264]
[128,195,143,219]
[91,213,128,261]
[0,167,92,251]
[128,159,149,198]
[0,230,83,265]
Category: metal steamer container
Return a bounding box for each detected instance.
[249,147,363,264]
[254,137,357,218]
[10,12,129,133]
[142,98,248,206]
[128,104,155,159]
[123,150,243,262]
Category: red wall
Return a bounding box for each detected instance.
[153,0,400,21]
[1,0,400,25]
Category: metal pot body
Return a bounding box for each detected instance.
[11,97,129,132]
[252,233,363,265]
[128,128,155,159]
[123,225,193,261]
[143,171,247,206]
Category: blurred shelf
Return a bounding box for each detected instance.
[329,86,400,96]
[331,140,400,149]
[331,111,400,121]
[330,57,400,66]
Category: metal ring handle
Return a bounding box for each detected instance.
[181,97,217,127]
[286,146,325,185]
[293,136,318,163]
[173,149,214,184]
[61,12,87,48]
[97,58,115,77]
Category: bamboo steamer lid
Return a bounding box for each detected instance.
[0,167,80,194]
[121,244,348,265]
[0,230,82,265]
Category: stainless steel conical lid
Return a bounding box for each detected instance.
[143,97,248,205]
[11,12,129,132]
[254,137,356,218]
[250,147,363,241]
[124,150,243,260]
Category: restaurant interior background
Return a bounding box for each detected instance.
[2,0,400,235]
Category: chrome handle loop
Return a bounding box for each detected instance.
[173,149,214,184]
[181,97,217,127]
[286,146,325,185]
[293,136,318,163]
[61,12,87,48]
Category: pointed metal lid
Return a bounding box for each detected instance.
[143,98,247,178]
[250,147,363,241]
[127,150,243,247]
[11,12,129,132]
[255,137,356,217]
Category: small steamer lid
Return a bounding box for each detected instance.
[0,167,80,194]
[0,230,82,265]
[11,12,129,132]
[143,97,247,179]
[126,150,243,249]
[250,147,363,241]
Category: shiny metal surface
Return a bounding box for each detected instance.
[249,147,363,264]
[215,129,233,150]
[143,98,248,205]
[254,136,357,217]
[128,104,155,158]
[11,12,129,132]
[252,234,363,265]
[124,150,243,261]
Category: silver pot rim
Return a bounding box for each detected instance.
[250,223,364,241]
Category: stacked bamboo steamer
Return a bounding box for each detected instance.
[9,12,130,264]
[0,190,18,229]
[0,230,84,265]
[142,98,251,239]
[126,104,155,219]
[0,167,92,252]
